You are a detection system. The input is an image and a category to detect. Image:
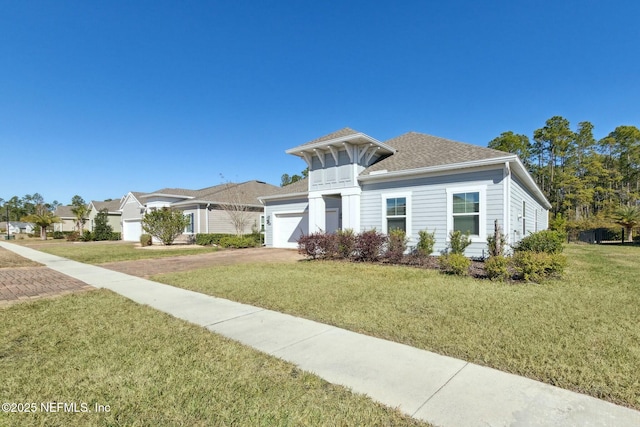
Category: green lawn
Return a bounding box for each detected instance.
[0,290,427,426]
[154,244,640,410]
[31,242,217,264]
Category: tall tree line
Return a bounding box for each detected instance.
[489,116,640,223]
[0,194,61,222]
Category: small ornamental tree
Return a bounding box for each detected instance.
[92,209,113,241]
[141,208,190,245]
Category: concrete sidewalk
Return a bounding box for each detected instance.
[2,241,639,427]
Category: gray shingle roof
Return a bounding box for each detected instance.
[91,200,122,213]
[263,178,309,197]
[193,180,281,205]
[299,127,361,147]
[362,132,511,175]
[54,205,75,218]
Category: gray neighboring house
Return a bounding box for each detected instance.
[87,200,122,233]
[119,181,280,242]
[260,128,551,257]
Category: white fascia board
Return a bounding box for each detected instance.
[285,133,396,156]
[258,192,309,202]
[509,157,552,209]
[140,193,195,200]
[358,156,518,183]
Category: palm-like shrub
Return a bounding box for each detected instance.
[612,205,640,242]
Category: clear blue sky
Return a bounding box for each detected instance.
[2,0,638,205]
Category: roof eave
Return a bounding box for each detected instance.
[140,193,195,200]
[359,156,518,182]
[285,132,396,156]
[259,191,309,202]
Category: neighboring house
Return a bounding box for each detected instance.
[0,221,35,234]
[260,128,551,257]
[53,206,78,232]
[87,200,122,233]
[119,181,280,242]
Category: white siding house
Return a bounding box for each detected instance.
[260,128,551,257]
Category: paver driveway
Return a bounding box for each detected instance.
[99,247,302,278]
[0,267,94,307]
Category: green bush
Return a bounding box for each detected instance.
[109,232,121,241]
[512,251,567,282]
[386,229,408,263]
[487,222,507,257]
[439,253,471,276]
[448,230,471,255]
[80,230,94,242]
[52,231,65,240]
[485,255,510,281]
[515,230,565,254]
[195,233,241,246]
[416,229,436,257]
[218,235,257,248]
[140,233,152,247]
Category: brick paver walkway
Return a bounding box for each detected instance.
[0,267,94,307]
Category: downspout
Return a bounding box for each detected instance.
[205,203,210,234]
[504,161,511,248]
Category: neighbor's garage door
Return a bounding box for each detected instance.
[123,219,142,242]
[273,212,308,248]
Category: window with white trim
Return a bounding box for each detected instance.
[386,197,407,232]
[184,213,194,233]
[446,186,486,240]
[452,192,480,235]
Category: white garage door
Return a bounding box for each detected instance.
[272,209,339,249]
[273,213,308,248]
[123,219,142,242]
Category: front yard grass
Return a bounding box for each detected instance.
[0,290,427,426]
[31,242,217,264]
[155,244,640,410]
[0,248,42,268]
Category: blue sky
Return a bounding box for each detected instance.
[2,0,638,205]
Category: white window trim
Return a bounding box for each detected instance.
[446,185,487,243]
[184,212,195,234]
[381,192,412,238]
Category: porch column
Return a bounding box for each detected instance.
[308,194,326,233]
[341,188,361,232]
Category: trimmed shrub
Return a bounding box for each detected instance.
[511,251,567,282]
[218,235,257,249]
[416,229,436,257]
[297,232,338,259]
[109,232,121,241]
[140,233,152,247]
[354,230,387,262]
[448,230,471,255]
[336,229,356,259]
[439,253,471,276]
[52,231,65,239]
[485,255,510,281]
[386,229,408,263]
[515,230,565,254]
[66,231,80,242]
[196,233,259,246]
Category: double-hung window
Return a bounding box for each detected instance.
[386,197,407,232]
[452,192,480,235]
[447,186,486,240]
